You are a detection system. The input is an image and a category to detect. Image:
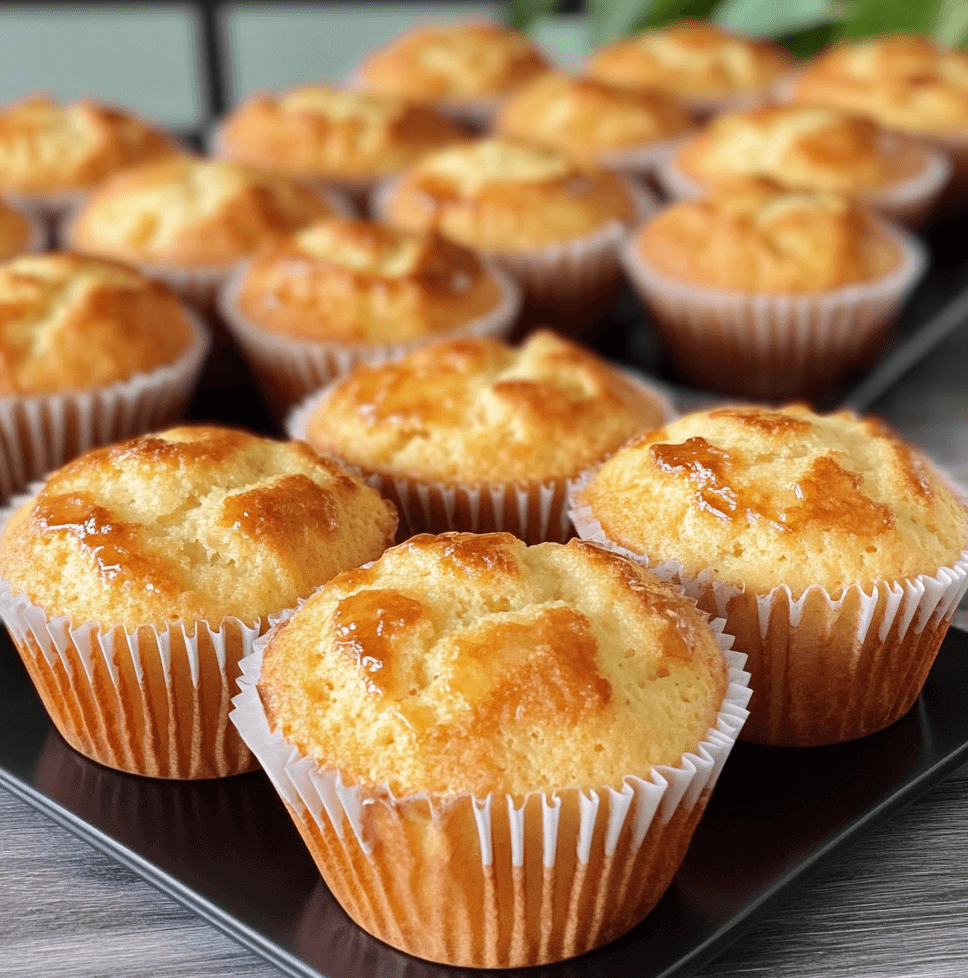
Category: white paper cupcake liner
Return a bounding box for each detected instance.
[568,467,968,746]
[217,259,522,415]
[229,604,750,966]
[286,367,676,544]
[0,311,210,502]
[620,215,927,400]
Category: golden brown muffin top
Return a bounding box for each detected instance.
[216,85,465,180]
[581,404,968,597]
[496,72,693,159]
[0,426,398,627]
[0,200,33,260]
[384,136,635,251]
[672,104,927,194]
[235,217,503,343]
[0,95,181,195]
[0,253,196,394]
[585,22,792,99]
[67,158,335,267]
[258,532,729,798]
[635,180,902,294]
[791,34,968,136]
[303,329,670,483]
[355,20,550,100]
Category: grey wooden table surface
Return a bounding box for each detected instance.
[1,316,967,978]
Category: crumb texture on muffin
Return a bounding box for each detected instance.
[68,158,334,266]
[582,404,968,596]
[0,426,398,626]
[258,532,728,798]
[304,330,668,482]
[385,137,634,250]
[636,179,902,293]
[0,253,196,393]
[217,85,464,179]
[235,217,502,342]
[0,95,179,195]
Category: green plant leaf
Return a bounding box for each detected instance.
[931,0,968,46]
[833,0,939,39]
[505,0,560,32]
[586,0,660,46]
[776,19,840,56]
[713,0,839,39]
[637,0,724,29]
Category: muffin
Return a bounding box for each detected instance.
[212,85,465,207]
[230,531,750,966]
[63,157,345,313]
[0,253,211,500]
[0,95,182,224]
[785,34,968,197]
[0,198,45,257]
[218,217,520,413]
[289,329,674,543]
[0,425,398,778]
[584,21,793,116]
[657,104,951,227]
[570,404,968,745]
[495,72,694,177]
[622,179,926,398]
[376,136,644,325]
[351,20,551,126]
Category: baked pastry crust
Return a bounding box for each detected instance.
[0,95,179,195]
[496,72,692,159]
[235,217,503,342]
[355,20,550,100]
[67,158,336,267]
[636,179,902,293]
[0,425,398,627]
[585,22,792,98]
[384,137,634,251]
[303,329,668,483]
[0,200,33,259]
[216,85,464,180]
[791,34,968,135]
[0,253,196,394]
[258,531,728,798]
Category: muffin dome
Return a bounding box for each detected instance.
[0,425,398,627]
[258,532,730,797]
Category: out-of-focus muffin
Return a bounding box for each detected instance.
[658,104,951,226]
[291,328,674,542]
[0,425,398,778]
[585,22,792,115]
[230,531,748,965]
[352,20,551,126]
[0,198,43,258]
[622,179,925,398]
[0,253,210,499]
[571,403,968,745]
[218,216,520,412]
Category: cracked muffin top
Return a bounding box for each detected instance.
[0,426,398,627]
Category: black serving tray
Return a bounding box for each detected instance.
[2,625,968,978]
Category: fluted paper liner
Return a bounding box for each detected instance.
[0,312,210,501]
[229,606,750,967]
[286,369,676,544]
[568,468,968,746]
[218,260,522,415]
[621,216,927,400]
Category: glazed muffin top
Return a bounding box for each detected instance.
[585,22,793,101]
[66,158,336,267]
[383,136,635,251]
[0,426,398,628]
[0,200,34,259]
[302,329,670,483]
[579,404,968,597]
[670,104,928,194]
[495,72,693,160]
[634,179,903,294]
[790,34,968,136]
[0,253,196,394]
[234,217,505,343]
[354,20,550,100]
[215,85,465,181]
[258,532,729,798]
[0,95,180,196]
